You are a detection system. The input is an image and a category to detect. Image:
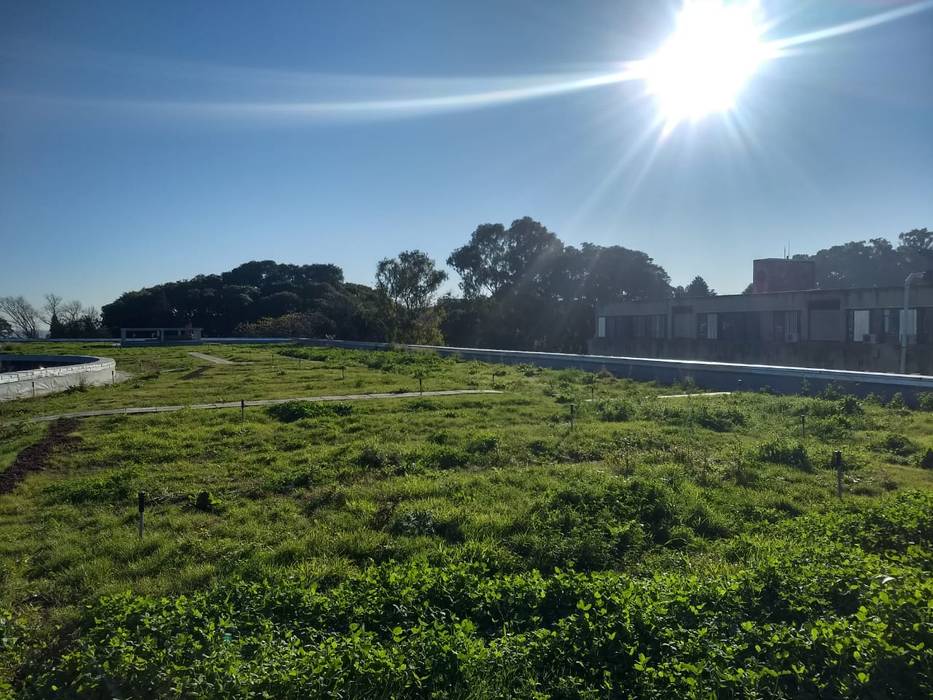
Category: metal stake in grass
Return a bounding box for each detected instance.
[834,450,843,499]
[137,491,146,539]
[241,399,245,422]
[800,415,806,440]
[570,403,576,431]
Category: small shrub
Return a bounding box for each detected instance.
[838,395,864,416]
[820,382,845,400]
[808,415,854,440]
[920,449,933,470]
[641,403,746,432]
[417,445,468,470]
[428,430,452,445]
[887,392,907,410]
[192,490,222,513]
[392,508,463,542]
[511,477,678,571]
[596,398,635,422]
[917,392,933,412]
[874,433,918,457]
[692,405,746,432]
[262,464,320,493]
[466,433,499,454]
[302,485,348,514]
[726,460,758,486]
[757,440,811,470]
[390,508,436,536]
[266,401,353,422]
[356,443,403,471]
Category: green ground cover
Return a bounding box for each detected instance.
[0,343,931,697]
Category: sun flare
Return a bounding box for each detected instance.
[643,0,773,128]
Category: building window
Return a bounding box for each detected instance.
[697,313,718,340]
[849,309,870,342]
[919,308,933,345]
[772,311,800,342]
[718,312,760,342]
[632,314,666,339]
[597,317,606,338]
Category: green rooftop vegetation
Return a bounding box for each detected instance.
[1,343,931,697]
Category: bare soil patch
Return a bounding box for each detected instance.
[181,366,209,381]
[0,419,79,494]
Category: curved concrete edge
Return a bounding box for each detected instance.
[0,355,118,401]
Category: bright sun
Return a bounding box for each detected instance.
[643,0,773,128]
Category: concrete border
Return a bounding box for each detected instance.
[0,354,117,401]
[297,339,933,403]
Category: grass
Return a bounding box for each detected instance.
[1,342,932,697]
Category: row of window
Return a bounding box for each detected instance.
[598,314,667,340]
[846,308,915,343]
[597,308,930,344]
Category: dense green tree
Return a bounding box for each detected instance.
[443,221,671,351]
[235,312,336,338]
[101,260,384,339]
[898,227,931,254]
[376,250,447,344]
[679,275,716,297]
[571,243,672,303]
[47,313,65,338]
[784,229,930,290]
[898,228,932,270]
[447,217,563,299]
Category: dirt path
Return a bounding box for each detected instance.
[14,389,502,424]
[0,419,79,494]
[187,352,236,365]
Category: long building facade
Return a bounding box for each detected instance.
[589,260,933,374]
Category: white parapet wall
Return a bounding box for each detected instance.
[0,355,118,401]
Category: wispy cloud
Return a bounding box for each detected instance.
[3,1,931,128]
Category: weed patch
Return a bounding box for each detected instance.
[266,401,353,422]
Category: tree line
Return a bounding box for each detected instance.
[1,223,928,349]
[0,295,106,340]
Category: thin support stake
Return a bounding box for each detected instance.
[834,451,843,499]
[137,491,145,539]
[241,399,245,422]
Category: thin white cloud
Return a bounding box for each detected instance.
[0,68,643,124]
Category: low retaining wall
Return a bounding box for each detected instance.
[0,355,117,401]
[298,339,933,404]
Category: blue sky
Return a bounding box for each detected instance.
[2,0,931,310]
